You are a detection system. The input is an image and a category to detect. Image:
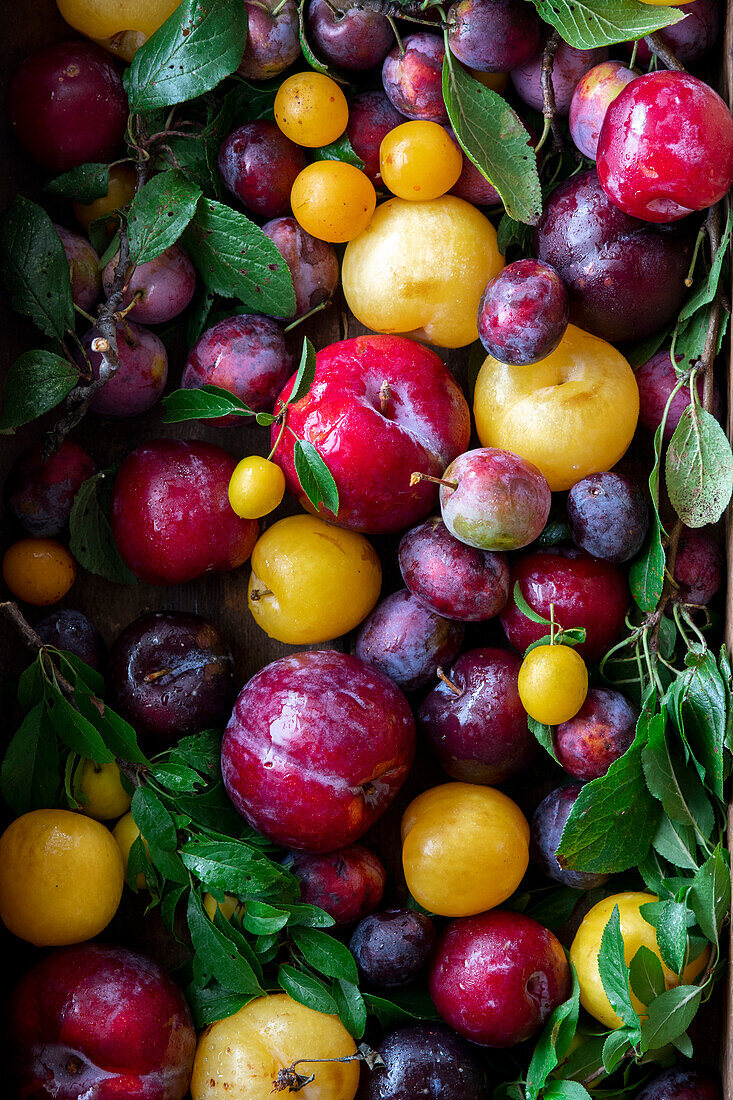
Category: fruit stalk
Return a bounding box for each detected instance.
[540,30,563,153]
[642,32,686,72]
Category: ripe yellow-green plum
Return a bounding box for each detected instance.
[291,161,376,243]
[56,0,179,58]
[79,760,131,821]
[518,644,588,725]
[2,538,76,606]
[74,164,137,230]
[228,456,286,519]
[275,72,349,147]
[380,121,463,200]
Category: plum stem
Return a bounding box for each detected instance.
[283,297,330,333]
[409,472,458,491]
[379,380,391,416]
[643,33,686,72]
[273,1045,384,1092]
[540,31,563,155]
[436,666,461,696]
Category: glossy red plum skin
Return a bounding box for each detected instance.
[218,121,307,218]
[382,34,448,123]
[284,845,387,926]
[446,0,540,72]
[554,687,637,780]
[103,245,196,324]
[9,943,196,1100]
[271,335,471,534]
[221,651,416,852]
[478,259,569,365]
[346,91,404,186]
[262,217,339,315]
[83,321,168,419]
[111,440,258,585]
[7,440,95,538]
[500,549,629,663]
[511,38,608,115]
[568,61,635,161]
[429,910,571,1047]
[597,72,733,222]
[418,647,536,784]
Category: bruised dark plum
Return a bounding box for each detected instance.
[382,34,448,123]
[354,589,464,692]
[554,688,637,781]
[637,1068,720,1100]
[237,0,301,80]
[218,121,307,218]
[447,0,540,72]
[262,217,339,316]
[418,648,538,784]
[674,528,724,607]
[307,0,394,70]
[349,909,437,987]
[632,0,720,66]
[636,349,722,443]
[366,1024,487,1100]
[530,785,609,890]
[37,609,107,672]
[283,845,386,926]
[346,91,403,186]
[399,516,509,622]
[567,472,649,564]
[7,441,95,538]
[535,170,692,343]
[478,259,569,365]
[107,612,234,741]
[512,37,607,114]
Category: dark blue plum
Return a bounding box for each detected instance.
[447,0,540,73]
[567,471,649,564]
[37,609,107,672]
[636,1068,720,1100]
[349,908,436,988]
[367,1024,487,1100]
[531,784,609,890]
[478,259,569,365]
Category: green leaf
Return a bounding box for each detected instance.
[152,762,206,793]
[1,704,59,814]
[184,198,296,316]
[293,440,340,515]
[176,782,245,833]
[160,883,187,932]
[291,926,358,984]
[278,964,338,1014]
[629,945,666,1005]
[513,581,552,625]
[524,887,584,931]
[542,1082,592,1100]
[677,207,733,326]
[45,688,114,764]
[0,196,75,342]
[629,517,665,614]
[69,470,138,585]
[46,162,112,203]
[0,350,78,432]
[672,651,727,800]
[126,170,202,265]
[312,133,364,168]
[651,816,699,871]
[73,691,148,765]
[666,401,733,528]
[241,900,290,935]
[124,0,248,111]
[333,979,367,1039]
[281,902,336,929]
[187,891,264,996]
[180,838,291,896]
[528,717,559,763]
[55,651,105,698]
[132,786,188,883]
[167,729,222,777]
[601,1029,632,1074]
[527,0,684,48]
[163,384,254,422]
[287,338,317,406]
[363,989,440,1028]
[497,213,533,256]
[641,900,688,973]
[526,968,580,1099]
[641,712,715,841]
[688,847,731,945]
[639,984,702,1053]
[186,981,253,1027]
[598,905,641,1029]
[442,54,541,225]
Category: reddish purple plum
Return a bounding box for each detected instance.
[478,259,569,365]
[501,549,629,662]
[637,1068,720,1100]
[307,0,394,70]
[37,609,107,672]
[283,845,387,925]
[181,314,293,419]
[512,37,608,115]
[438,448,551,551]
[367,1025,487,1100]
[346,91,404,185]
[569,61,635,160]
[218,121,307,218]
[631,0,720,66]
[354,588,464,692]
[399,516,510,622]
[449,143,501,205]
[418,647,536,784]
[567,471,649,563]
[636,349,722,442]
[447,0,540,72]
[530,785,609,889]
[262,216,339,316]
[349,908,437,987]
[535,170,692,342]
[237,0,301,80]
[382,34,448,123]
[9,41,127,171]
[221,651,416,852]
[103,245,196,325]
[674,528,724,607]
[554,687,637,780]
[55,225,101,311]
[82,322,167,419]
[107,611,235,741]
[7,441,95,538]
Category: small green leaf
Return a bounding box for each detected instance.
[293,440,339,515]
[666,401,733,528]
[186,981,253,1027]
[286,338,317,406]
[180,838,291,896]
[126,170,202,265]
[651,816,699,871]
[524,887,584,932]
[527,0,684,48]
[497,213,533,256]
[0,350,78,432]
[188,891,264,996]
[512,581,552,626]
[46,162,112,203]
[601,1029,631,1074]
[629,945,666,1005]
[539,1081,592,1100]
[688,846,731,945]
[0,196,75,342]
[0,703,60,814]
[255,412,276,426]
[241,900,289,935]
[45,689,114,764]
[525,968,580,1099]
[640,900,688,974]
[163,384,254,422]
[528,717,559,763]
[312,133,364,168]
[281,902,336,928]
[69,470,138,585]
[291,926,358,984]
[363,989,440,1027]
[597,905,641,1029]
[152,762,206,793]
[629,517,665,613]
[639,985,702,1053]
[677,207,733,326]
[132,786,188,883]
[333,979,367,1039]
[278,964,338,1014]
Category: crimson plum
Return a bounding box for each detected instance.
[349,908,437,987]
[500,549,629,662]
[237,0,301,80]
[511,37,608,115]
[82,322,168,419]
[37,609,107,672]
[382,34,448,122]
[567,472,649,563]
[56,225,101,311]
[635,349,721,443]
[181,314,293,418]
[429,910,571,1046]
[7,440,94,538]
[568,61,635,161]
[346,91,404,185]
[399,516,510,622]
[284,845,386,925]
[530,785,609,890]
[674,528,723,607]
[102,245,196,324]
[354,589,464,692]
[554,687,637,780]
[9,41,127,171]
[535,169,692,342]
[262,217,339,316]
[478,259,569,365]
[631,0,720,66]
[218,121,307,218]
[447,0,540,71]
[637,1068,720,1100]
[418,647,536,784]
[367,1025,487,1100]
[307,0,394,70]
